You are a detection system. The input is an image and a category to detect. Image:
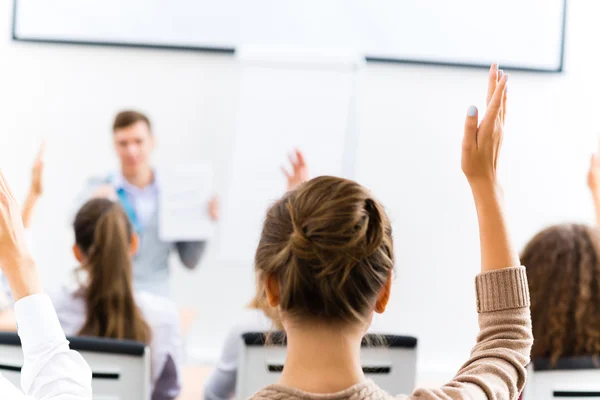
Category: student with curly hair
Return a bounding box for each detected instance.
[522,150,600,366]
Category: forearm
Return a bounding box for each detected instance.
[3,257,43,302]
[470,180,520,272]
[176,241,207,269]
[21,191,40,228]
[410,268,532,400]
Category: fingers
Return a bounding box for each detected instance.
[463,105,479,149]
[486,64,498,105]
[0,171,15,202]
[484,75,508,123]
[295,148,306,168]
[281,166,292,180]
[0,171,8,200]
[287,151,297,168]
[36,140,46,164]
[501,79,508,125]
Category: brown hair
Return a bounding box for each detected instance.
[522,223,600,365]
[113,110,151,132]
[74,198,151,343]
[254,176,394,325]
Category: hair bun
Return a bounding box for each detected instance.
[363,198,385,257]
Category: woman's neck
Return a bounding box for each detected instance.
[279,321,365,394]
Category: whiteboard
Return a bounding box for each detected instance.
[13,0,566,71]
[217,52,360,262]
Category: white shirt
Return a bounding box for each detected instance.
[204,308,274,400]
[50,285,182,399]
[113,172,158,229]
[0,293,92,399]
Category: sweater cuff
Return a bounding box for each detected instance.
[475,266,530,313]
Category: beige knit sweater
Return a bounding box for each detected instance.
[249,267,533,400]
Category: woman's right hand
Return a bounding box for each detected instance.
[0,171,41,300]
[461,64,508,185]
[461,64,518,272]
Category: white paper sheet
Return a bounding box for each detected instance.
[158,161,215,241]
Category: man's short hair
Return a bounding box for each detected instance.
[113,110,151,132]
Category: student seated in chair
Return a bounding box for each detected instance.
[49,198,183,400]
[19,142,182,399]
[246,65,533,400]
[0,170,92,398]
[520,148,600,369]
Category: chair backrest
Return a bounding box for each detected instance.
[0,332,151,400]
[525,356,600,399]
[236,332,418,398]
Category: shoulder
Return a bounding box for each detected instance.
[49,284,86,336]
[49,283,82,309]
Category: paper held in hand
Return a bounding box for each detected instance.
[158,161,215,242]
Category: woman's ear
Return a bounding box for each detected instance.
[264,274,281,308]
[375,275,392,314]
[72,244,85,263]
[130,233,140,256]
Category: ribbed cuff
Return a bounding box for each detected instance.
[475,266,530,313]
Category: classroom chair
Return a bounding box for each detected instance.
[236,331,418,398]
[523,356,600,399]
[0,332,151,399]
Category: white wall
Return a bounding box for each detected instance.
[0,0,598,384]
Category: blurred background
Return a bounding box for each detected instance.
[0,0,593,392]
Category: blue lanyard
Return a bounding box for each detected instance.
[116,187,142,233]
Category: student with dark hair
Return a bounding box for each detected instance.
[247,65,533,400]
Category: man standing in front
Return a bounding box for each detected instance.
[76,110,218,297]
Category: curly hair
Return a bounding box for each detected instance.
[521,223,600,365]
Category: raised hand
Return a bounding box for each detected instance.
[281,149,309,192]
[208,195,219,221]
[461,64,518,272]
[0,171,41,300]
[587,142,600,227]
[588,146,600,195]
[22,142,46,228]
[461,64,508,183]
[30,142,45,196]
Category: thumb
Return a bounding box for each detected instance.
[463,105,479,149]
